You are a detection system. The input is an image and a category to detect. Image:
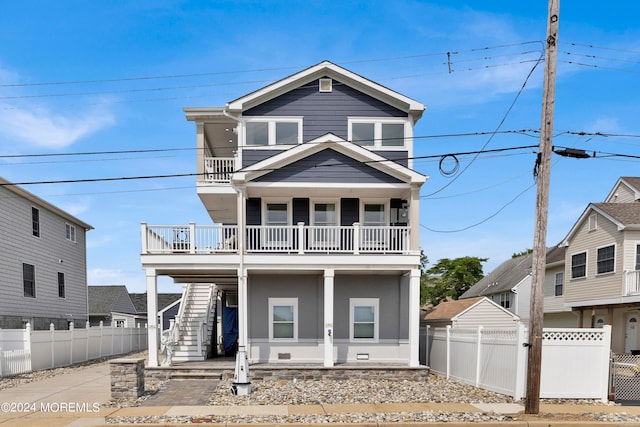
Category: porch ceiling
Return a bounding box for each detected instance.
[197,190,237,224]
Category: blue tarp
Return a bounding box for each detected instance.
[222,306,238,352]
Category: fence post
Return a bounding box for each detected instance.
[50,323,55,369]
[475,325,483,387]
[425,325,430,367]
[600,325,612,403]
[99,321,104,358]
[25,323,32,372]
[513,323,526,401]
[446,325,451,379]
[69,322,74,366]
[86,321,90,361]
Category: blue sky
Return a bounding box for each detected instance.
[2,1,640,293]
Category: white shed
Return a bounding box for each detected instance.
[422,296,520,328]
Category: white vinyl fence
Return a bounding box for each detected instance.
[422,324,611,402]
[0,322,148,377]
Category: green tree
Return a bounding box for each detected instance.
[422,256,487,306]
[512,248,533,258]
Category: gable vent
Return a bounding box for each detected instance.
[319,78,332,92]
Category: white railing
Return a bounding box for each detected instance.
[0,322,148,377]
[142,222,410,255]
[625,270,640,295]
[204,157,235,183]
[422,324,612,401]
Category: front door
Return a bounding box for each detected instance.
[625,315,638,353]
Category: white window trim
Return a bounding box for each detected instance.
[588,213,597,231]
[349,298,379,342]
[268,297,298,342]
[310,199,339,226]
[262,200,292,248]
[347,117,410,149]
[554,271,564,297]
[243,117,303,147]
[65,223,77,242]
[595,243,616,275]
[570,250,588,280]
[360,199,389,225]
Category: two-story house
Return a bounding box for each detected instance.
[560,177,640,353]
[0,176,93,330]
[140,61,427,367]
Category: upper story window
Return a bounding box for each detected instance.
[23,263,35,298]
[66,223,77,242]
[264,202,290,247]
[363,203,386,226]
[493,292,512,309]
[269,298,297,341]
[554,272,564,296]
[571,251,587,279]
[596,244,615,274]
[635,244,640,271]
[32,207,40,237]
[349,119,407,148]
[245,118,302,146]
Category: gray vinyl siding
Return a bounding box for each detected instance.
[0,185,88,327]
[111,291,137,314]
[454,300,519,328]
[244,78,406,142]
[253,148,403,184]
[334,275,405,340]
[248,274,322,340]
[242,149,285,168]
[607,183,637,203]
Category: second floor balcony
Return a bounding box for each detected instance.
[141,222,411,255]
[625,270,640,296]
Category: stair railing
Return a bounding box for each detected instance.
[172,283,191,348]
[198,284,215,356]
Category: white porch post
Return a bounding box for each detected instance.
[238,268,248,348]
[409,185,420,252]
[146,268,159,367]
[323,269,334,367]
[409,267,420,367]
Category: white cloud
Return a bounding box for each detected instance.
[0,102,115,149]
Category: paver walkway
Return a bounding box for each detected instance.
[141,379,220,406]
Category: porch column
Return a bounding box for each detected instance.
[324,269,334,367]
[409,268,420,367]
[409,185,420,252]
[238,268,248,348]
[196,122,205,181]
[145,269,159,367]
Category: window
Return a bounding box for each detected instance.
[312,202,338,247]
[58,272,65,298]
[493,292,512,309]
[363,203,385,226]
[32,207,40,237]
[597,244,615,274]
[636,244,640,271]
[571,251,587,279]
[23,263,35,298]
[245,118,302,146]
[65,224,77,242]
[349,119,407,148]
[269,298,297,340]
[264,202,289,246]
[554,272,564,296]
[350,298,379,341]
[361,203,387,248]
[115,320,126,328]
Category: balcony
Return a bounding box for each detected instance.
[625,270,640,296]
[203,157,236,183]
[141,223,410,255]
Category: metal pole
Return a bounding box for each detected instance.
[525,0,560,415]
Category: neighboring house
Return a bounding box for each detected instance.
[141,61,427,367]
[461,252,533,322]
[460,176,640,354]
[422,296,520,328]
[88,285,145,328]
[129,292,182,331]
[0,176,93,330]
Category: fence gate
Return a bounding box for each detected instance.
[611,353,640,401]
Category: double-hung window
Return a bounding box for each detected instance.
[264,202,289,247]
[349,119,407,148]
[312,202,337,248]
[23,263,35,298]
[269,298,297,340]
[350,298,379,341]
[245,118,302,146]
[596,244,615,274]
[571,251,587,279]
[361,203,387,248]
[554,272,564,296]
[66,223,77,242]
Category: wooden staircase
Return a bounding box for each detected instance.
[172,283,216,362]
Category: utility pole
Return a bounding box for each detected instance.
[525,0,559,415]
